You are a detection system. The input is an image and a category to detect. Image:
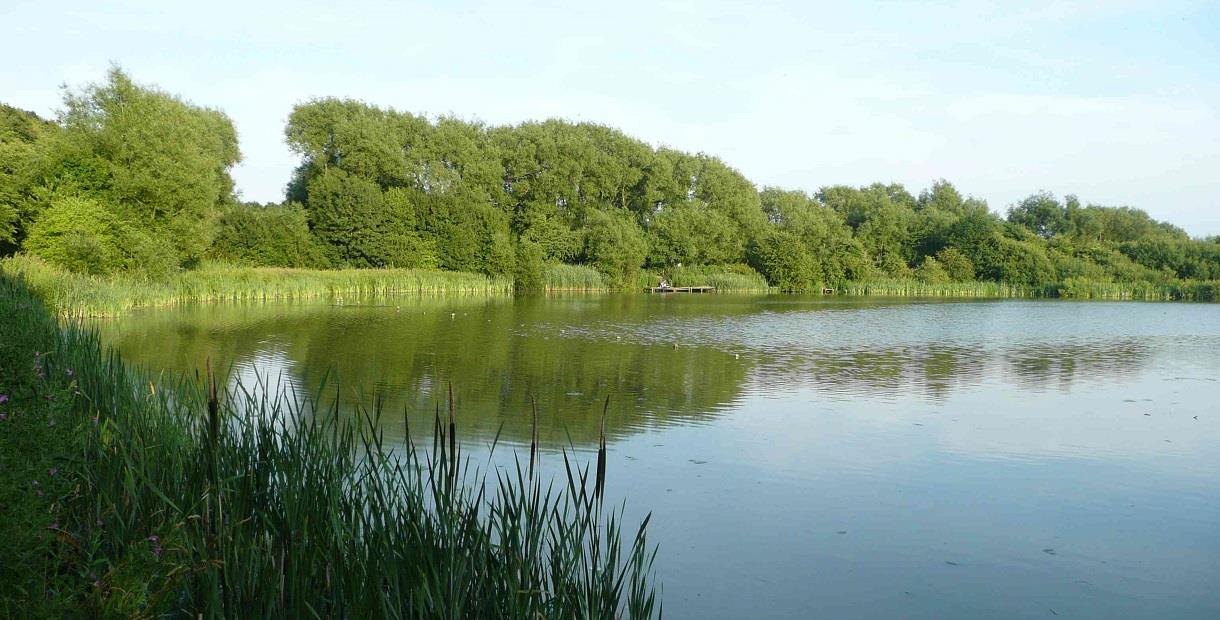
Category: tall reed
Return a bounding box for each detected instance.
[543,264,608,291]
[838,279,1032,298]
[840,277,1220,301]
[664,264,770,292]
[1052,277,1219,301]
[0,255,514,317]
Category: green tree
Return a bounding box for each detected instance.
[974,234,1056,286]
[209,202,332,268]
[0,105,57,250]
[583,210,647,287]
[1007,192,1070,239]
[934,247,975,282]
[914,255,950,283]
[513,237,546,292]
[818,183,916,275]
[57,67,241,265]
[748,229,817,291]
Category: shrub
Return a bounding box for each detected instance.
[209,202,332,268]
[584,210,648,288]
[22,195,175,276]
[934,247,975,282]
[748,229,816,291]
[914,256,950,284]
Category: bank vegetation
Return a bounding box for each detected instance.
[2,68,1217,305]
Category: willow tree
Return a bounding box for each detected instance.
[0,105,57,252]
[50,68,241,268]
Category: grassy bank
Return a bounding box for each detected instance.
[0,277,79,617]
[0,254,514,317]
[0,274,660,618]
[7,253,1215,321]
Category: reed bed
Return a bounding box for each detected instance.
[543,264,608,291]
[546,263,770,292]
[0,274,660,618]
[1052,277,1219,301]
[665,265,770,292]
[840,278,1220,301]
[0,255,513,317]
[839,279,1034,298]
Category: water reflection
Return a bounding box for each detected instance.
[92,295,1220,619]
[94,296,1191,448]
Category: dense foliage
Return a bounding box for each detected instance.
[2,69,1219,297]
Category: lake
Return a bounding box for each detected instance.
[95,294,1220,619]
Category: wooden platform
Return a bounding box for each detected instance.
[644,286,717,294]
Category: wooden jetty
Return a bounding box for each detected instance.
[644,286,717,294]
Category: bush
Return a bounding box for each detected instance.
[934,247,975,282]
[748,229,816,291]
[914,256,950,283]
[974,235,1056,286]
[22,195,175,277]
[513,238,545,292]
[209,202,332,268]
[584,210,648,288]
[543,263,606,290]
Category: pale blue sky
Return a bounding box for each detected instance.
[3,0,1218,234]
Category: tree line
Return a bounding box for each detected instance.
[3,68,1218,293]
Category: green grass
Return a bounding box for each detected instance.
[0,278,78,617]
[0,254,514,317]
[0,274,661,618]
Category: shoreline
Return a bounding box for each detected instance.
[3,254,1216,318]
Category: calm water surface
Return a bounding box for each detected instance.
[96,295,1220,619]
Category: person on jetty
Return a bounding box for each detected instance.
[658,278,671,289]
